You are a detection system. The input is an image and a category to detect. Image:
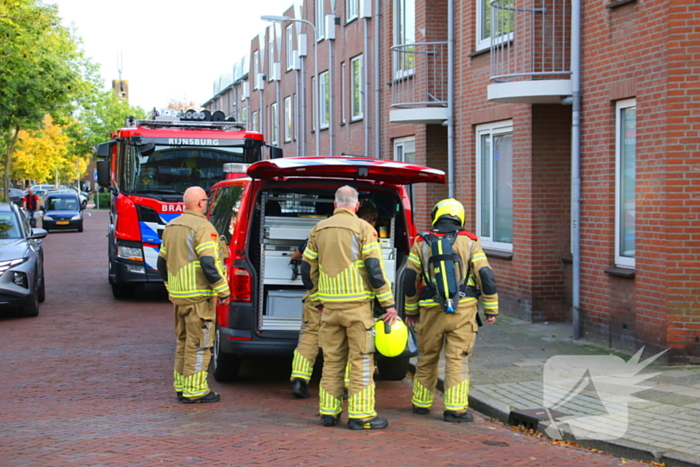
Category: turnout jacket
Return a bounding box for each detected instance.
[404,230,499,317]
[302,208,395,311]
[157,209,230,306]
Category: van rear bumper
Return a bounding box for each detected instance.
[218,326,298,357]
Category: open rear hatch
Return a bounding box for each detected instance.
[248,156,446,185]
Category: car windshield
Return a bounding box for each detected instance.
[47,197,78,211]
[0,213,21,239]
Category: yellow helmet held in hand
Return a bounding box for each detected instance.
[374,318,409,357]
[431,198,465,226]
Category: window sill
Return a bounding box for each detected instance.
[483,248,513,261]
[604,266,635,278]
[469,47,490,59]
[607,0,636,8]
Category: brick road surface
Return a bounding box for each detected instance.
[0,211,645,467]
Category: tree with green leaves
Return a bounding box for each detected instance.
[0,0,83,199]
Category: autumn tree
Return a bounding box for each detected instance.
[12,115,71,184]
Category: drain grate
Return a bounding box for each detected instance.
[508,408,568,431]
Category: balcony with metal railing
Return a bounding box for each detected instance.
[487,0,572,104]
[390,42,450,124]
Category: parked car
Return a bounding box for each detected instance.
[0,202,47,317]
[41,192,83,232]
[48,188,88,210]
[205,156,445,382]
[8,188,24,206]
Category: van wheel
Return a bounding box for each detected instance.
[111,283,135,299]
[375,355,410,381]
[212,328,241,382]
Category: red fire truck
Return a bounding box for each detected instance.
[96,109,280,299]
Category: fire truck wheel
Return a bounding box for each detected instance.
[111,282,135,299]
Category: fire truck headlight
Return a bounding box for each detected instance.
[117,246,144,261]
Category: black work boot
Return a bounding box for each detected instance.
[413,406,430,415]
[321,413,341,427]
[443,410,473,423]
[348,417,389,430]
[181,391,220,404]
[176,391,184,402]
[291,378,310,399]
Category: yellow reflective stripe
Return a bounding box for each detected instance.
[195,241,216,253]
[160,246,167,255]
[405,303,418,311]
[319,386,342,415]
[412,378,434,408]
[317,292,374,301]
[291,350,313,381]
[418,296,477,307]
[409,253,421,265]
[443,379,469,410]
[213,283,229,294]
[376,291,393,301]
[169,290,217,298]
[483,300,498,310]
[471,253,486,262]
[362,242,381,254]
[303,248,318,260]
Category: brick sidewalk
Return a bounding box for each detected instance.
[423,315,700,467]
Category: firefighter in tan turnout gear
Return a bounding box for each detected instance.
[157,186,230,404]
[290,201,379,399]
[301,186,397,430]
[404,198,498,422]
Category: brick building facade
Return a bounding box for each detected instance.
[203,0,700,363]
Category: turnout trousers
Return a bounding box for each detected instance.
[173,299,215,399]
[291,297,322,382]
[318,303,376,420]
[412,302,478,413]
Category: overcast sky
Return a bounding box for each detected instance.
[48,0,298,111]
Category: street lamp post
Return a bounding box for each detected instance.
[261,15,320,157]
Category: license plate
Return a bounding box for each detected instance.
[56,221,69,225]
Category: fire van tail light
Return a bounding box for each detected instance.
[230,267,252,302]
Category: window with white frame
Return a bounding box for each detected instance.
[252,110,259,132]
[240,106,248,125]
[293,93,298,141]
[253,51,260,89]
[320,71,330,129]
[286,25,294,71]
[615,98,636,268]
[284,96,293,143]
[393,0,415,79]
[270,103,279,145]
[311,76,317,132]
[351,55,363,120]
[476,0,514,52]
[347,0,358,22]
[316,0,325,40]
[269,28,275,81]
[341,62,347,124]
[476,121,513,250]
[394,137,416,205]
